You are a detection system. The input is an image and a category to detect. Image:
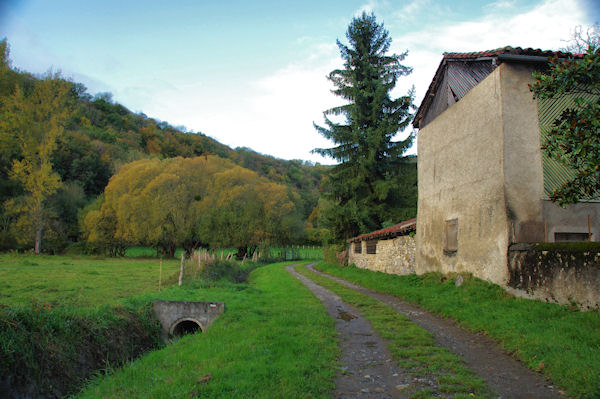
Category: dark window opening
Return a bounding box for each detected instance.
[354,242,362,254]
[366,240,377,254]
[554,232,591,242]
[171,320,202,337]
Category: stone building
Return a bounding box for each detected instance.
[413,46,600,287]
[348,218,416,275]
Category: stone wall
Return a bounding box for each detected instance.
[348,235,416,275]
[507,244,600,310]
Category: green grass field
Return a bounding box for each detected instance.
[77,261,338,398]
[4,253,595,398]
[314,262,600,399]
[0,254,181,307]
[123,246,324,260]
[0,255,338,398]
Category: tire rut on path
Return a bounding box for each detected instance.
[306,264,565,399]
[287,264,422,398]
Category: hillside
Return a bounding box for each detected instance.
[0,39,327,252]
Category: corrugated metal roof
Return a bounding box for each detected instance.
[447,61,496,99]
[348,218,416,243]
[414,46,584,129]
[538,92,600,199]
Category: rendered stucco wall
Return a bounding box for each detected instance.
[542,200,600,242]
[348,236,416,275]
[416,63,511,285]
[499,63,546,243]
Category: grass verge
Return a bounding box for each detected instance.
[295,264,492,399]
[0,299,162,398]
[314,262,600,399]
[76,262,338,398]
[0,254,180,307]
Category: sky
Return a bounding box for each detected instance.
[1,0,598,164]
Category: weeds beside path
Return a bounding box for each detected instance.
[313,262,600,399]
[303,263,564,399]
[293,263,495,399]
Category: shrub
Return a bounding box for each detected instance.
[200,259,257,283]
[324,243,348,267]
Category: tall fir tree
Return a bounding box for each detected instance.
[313,12,415,240]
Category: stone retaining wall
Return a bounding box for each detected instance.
[507,244,600,310]
[348,235,416,275]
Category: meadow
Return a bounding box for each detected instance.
[0,253,336,398]
[124,246,324,261]
[0,254,180,307]
[76,261,338,398]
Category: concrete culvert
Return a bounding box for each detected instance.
[152,301,224,341]
[170,318,203,337]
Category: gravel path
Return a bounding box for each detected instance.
[287,265,426,398]
[305,264,565,399]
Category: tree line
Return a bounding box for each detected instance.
[83,156,302,258]
[0,38,330,255]
[1,12,431,256]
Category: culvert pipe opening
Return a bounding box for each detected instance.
[170,319,203,337]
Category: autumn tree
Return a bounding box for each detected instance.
[84,157,211,257]
[313,12,415,240]
[198,166,302,258]
[0,73,72,253]
[83,156,302,257]
[531,43,600,204]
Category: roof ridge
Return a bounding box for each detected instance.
[441,46,581,60]
[348,218,417,242]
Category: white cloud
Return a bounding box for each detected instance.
[484,0,518,11]
[5,0,588,164]
[393,0,431,20]
[384,0,587,156]
[106,0,591,163]
[392,0,587,103]
[355,0,391,17]
[181,0,588,163]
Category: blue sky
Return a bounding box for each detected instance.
[1,0,598,163]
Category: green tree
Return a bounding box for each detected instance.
[313,12,415,240]
[0,73,72,253]
[198,165,302,258]
[531,46,600,205]
[83,156,302,258]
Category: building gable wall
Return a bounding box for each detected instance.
[416,63,511,285]
[499,63,546,243]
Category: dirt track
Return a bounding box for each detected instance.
[289,263,565,399]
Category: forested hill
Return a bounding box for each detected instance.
[0,40,327,252]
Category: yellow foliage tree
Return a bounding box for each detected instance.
[1,74,72,253]
[198,165,302,258]
[84,155,302,257]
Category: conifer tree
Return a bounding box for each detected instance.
[313,12,415,240]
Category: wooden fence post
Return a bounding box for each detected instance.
[178,252,185,286]
[159,258,163,292]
